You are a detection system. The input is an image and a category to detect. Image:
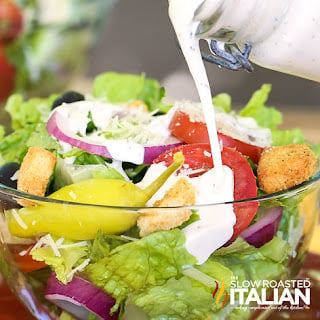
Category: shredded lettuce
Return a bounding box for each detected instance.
[62,149,108,165]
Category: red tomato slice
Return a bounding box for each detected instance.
[153,143,259,239]
[13,245,47,273]
[169,109,263,163]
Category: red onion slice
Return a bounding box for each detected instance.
[240,207,283,248]
[46,110,183,165]
[45,273,118,320]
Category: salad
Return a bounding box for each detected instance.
[0,72,319,320]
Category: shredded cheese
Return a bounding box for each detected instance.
[31,234,61,257]
[59,241,89,249]
[11,209,28,230]
[66,258,91,281]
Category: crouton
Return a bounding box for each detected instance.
[17,147,56,204]
[138,177,196,237]
[257,144,317,194]
[128,100,148,112]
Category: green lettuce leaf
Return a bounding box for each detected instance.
[86,229,196,310]
[62,148,109,165]
[311,143,320,158]
[211,238,288,285]
[31,238,89,284]
[88,232,129,263]
[271,128,306,146]
[212,93,232,113]
[239,84,282,130]
[0,125,34,163]
[54,156,125,190]
[93,72,169,113]
[26,123,60,151]
[133,277,214,320]
[130,236,289,320]
[0,94,59,163]
[238,84,309,146]
[5,93,57,130]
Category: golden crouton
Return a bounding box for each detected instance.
[128,100,148,112]
[257,144,317,194]
[17,147,56,203]
[138,177,196,237]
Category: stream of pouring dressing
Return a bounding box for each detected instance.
[169,0,236,264]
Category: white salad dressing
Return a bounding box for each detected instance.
[52,100,180,165]
[168,0,236,263]
[171,102,272,148]
[183,167,235,264]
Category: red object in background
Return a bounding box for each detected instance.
[0,0,23,43]
[0,275,34,320]
[0,0,23,102]
[0,46,15,102]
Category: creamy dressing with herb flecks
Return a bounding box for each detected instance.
[168,0,236,263]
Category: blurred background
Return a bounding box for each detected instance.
[1,0,320,110]
[86,0,320,110]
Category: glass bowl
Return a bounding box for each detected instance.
[0,168,319,320]
[1,0,116,103]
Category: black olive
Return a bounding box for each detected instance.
[0,162,20,189]
[52,91,85,109]
[0,162,22,210]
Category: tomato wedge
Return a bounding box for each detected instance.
[153,143,259,239]
[169,109,263,163]
[13,245,47,273]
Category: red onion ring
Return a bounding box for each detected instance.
[45,273,118,320]
[240,206,283,248]
[46,111,183,164]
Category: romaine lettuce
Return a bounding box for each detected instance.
[86,229,196,311]
[0,94,59,163]
[239,84,282,130]
[31,238,89,284]
[238,84,306,145]
[93,72,169,113]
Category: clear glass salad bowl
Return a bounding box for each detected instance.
[0,168,319,320]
